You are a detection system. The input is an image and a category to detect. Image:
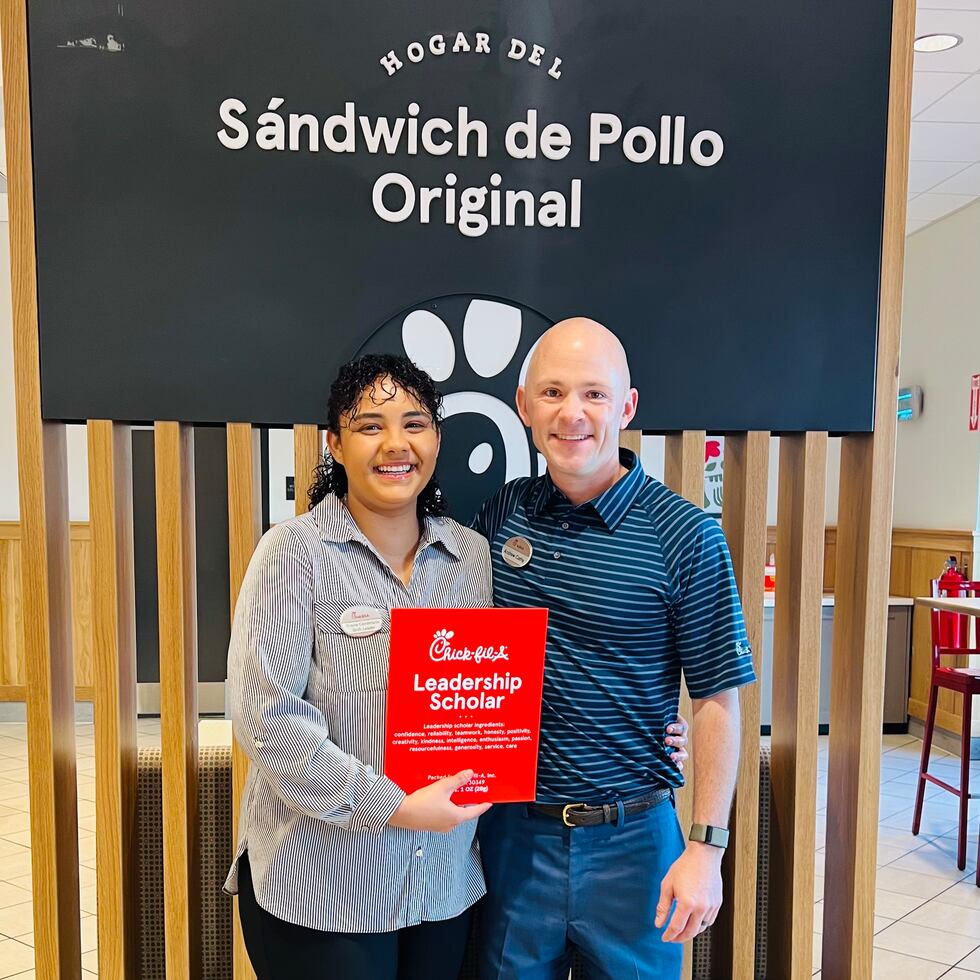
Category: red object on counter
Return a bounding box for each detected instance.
[938,557,968,648]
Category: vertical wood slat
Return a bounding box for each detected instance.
[768,432,828,978]
[663,431,705,980]
[714,432,770,979]
[89,421,138,980]
[294,425,322,516]
[0,4,82,976]
[823,0,914,972]
[155,422,201,979]
[227,424,263,980]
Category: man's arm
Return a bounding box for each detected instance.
[655,688,741,943]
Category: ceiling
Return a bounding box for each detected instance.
[907,1,980,234]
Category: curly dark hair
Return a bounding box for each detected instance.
[307,353,448,516]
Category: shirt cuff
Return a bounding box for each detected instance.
[351,774,406,833]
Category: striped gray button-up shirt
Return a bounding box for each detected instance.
[223,494,493,933]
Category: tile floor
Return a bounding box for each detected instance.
[1,727,980,977]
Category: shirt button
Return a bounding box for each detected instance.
[254,739,264,749]
[554,551,561,559]
[415,848,424,857]
[561,522,570,530]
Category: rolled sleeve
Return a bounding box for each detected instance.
[229,523,399,829]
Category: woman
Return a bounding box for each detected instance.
[224,353,689,978]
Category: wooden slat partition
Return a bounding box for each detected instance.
[155,421,202,979]
[823,0,914,973]
[0,3,83,975]
[294,424,322,515]
[227,423,263,980]
[769,432,828,978]
[663,430,705,980]
[714,432,770,979]
[89,421,138,980]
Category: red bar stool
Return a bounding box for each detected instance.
[913,580,980,882]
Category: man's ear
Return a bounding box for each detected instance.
[325,428,344,465]
[516,385,531,427]
[620,388,639,430]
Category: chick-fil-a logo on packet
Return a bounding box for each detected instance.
[385,607,548,803]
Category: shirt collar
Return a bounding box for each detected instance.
[310,493,461,559]
[531,448,646,531]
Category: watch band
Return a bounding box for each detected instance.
[689,823,730,849]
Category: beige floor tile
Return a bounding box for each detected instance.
[954,946,980,971]
[881,807,962,837]
[884,845,974,882]
[80,915,97,954]
[3,833,31,849]
[936,882,980,912]
[871,947,951,979]
[0,840,28,861]
[4,972,34,980]
[875,866,957,900]
[875,888,926,919]
[0,902,33,940]
[2,799,30,815]
[0,760,27,776]
[0,783,27,804]
[0,938,34,977]
[0,846,31,881]
[81,948,97,973]
[6,876,30,893]
[942,969,980,978]
[78,885,97,915]
[0,815,30,838]
[876,842,922,866]
[813,874,824,901]
[874,921,980,964]
[812,930,821,973]
[905,899,980,938]
[0,883,32,912]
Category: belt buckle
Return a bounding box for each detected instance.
[562,803,587,827]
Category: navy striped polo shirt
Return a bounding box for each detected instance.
[472,449,756,804]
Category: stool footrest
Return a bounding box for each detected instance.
[922,772,974,798]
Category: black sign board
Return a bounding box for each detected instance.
[28,0,892,437]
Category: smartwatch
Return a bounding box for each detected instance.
[689,823,730,849]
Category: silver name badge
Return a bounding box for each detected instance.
[501,536,533,569]
[339,606,385,637]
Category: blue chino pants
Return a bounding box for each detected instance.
[477,797,686,980]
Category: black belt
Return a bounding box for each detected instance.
[529,787,672,827]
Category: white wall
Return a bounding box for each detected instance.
[893,199,980,531]
[0,220,90,521]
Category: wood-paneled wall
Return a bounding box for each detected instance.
[0,521,94,696]
[3,520,971,733]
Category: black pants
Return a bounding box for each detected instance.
[237,851,473,980]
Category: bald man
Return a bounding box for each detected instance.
[472,319,756,980]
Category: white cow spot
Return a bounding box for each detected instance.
[468,443,493,474]
[401,310,455,382]
[463,299,522,378]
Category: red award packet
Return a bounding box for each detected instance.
[384,607,548,804]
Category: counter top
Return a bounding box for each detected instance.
[762,595,914,608]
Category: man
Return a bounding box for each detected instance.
[472,318,755,980]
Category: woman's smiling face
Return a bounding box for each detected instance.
[326,375,440,516]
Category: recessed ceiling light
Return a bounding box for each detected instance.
[914,34,963,53]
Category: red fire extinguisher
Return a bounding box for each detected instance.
[938,555,967,648]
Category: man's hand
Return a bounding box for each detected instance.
[666,714,689,771]
[388,770,492,833]
[655,843,724,943]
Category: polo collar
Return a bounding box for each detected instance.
[310,493,461,559]
[532,449,645,531]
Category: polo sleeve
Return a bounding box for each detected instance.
[672,519,757,700]
[228,523,405,831]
